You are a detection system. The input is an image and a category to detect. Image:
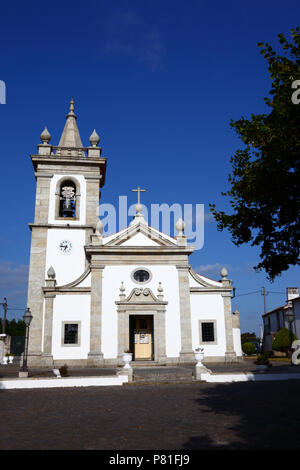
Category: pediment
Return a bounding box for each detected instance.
[104,221,177,247]
[119,287,166,304]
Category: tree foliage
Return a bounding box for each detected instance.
[210,28,300,280]
[242,342,256,355]
[241,332,259,344]
[272,327,297,353]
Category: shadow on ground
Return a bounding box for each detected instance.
[183,381,300,450]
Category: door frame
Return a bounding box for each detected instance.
[116,287,167,365]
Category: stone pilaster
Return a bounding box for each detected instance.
[177,265,195,363]
[42,287,55,367]
[221,278,237,362]
[87,264,105,366]
[117,310,129,365]
[27,227,49,367]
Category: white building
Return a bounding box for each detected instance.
[263,287,299,351]
[27,100,242,367]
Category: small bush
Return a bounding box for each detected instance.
[272,328,297,354]
[254,355,271,366]
[242,342,256,355]
[59,364,69,377]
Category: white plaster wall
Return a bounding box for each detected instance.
[233,327,242,356]
[51,295,90,359]
[121,233,160,246]
[190,293,227,356]
[101,265,181,359]
[45,229,86,285]
[48,174,86,225]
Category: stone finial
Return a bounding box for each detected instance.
[89,129,100,147]
[157,282,164,300]
[220,266,228,280]
[91,219,104,245]
[68,97,75,116]
[40,127,51,144]
[47,266,56,279]
[175,218,185,237]
[96,218,104,236]
[119,282,126,299]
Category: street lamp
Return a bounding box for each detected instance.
[285,309,295,360]
[19,308,33,378]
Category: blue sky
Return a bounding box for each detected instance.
[0,0,299,334]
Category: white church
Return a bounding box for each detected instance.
[26,100,242,367]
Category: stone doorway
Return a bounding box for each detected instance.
[130,315,154,361]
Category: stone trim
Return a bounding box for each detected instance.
[188,266,223,288]
[105,222,178,248]
[198,319,218,345]
[54,176,81,222]
[130,267,153,285]
[190,288,232,294]
[29,223,95,231]
[61,321,81,347]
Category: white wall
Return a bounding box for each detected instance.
[51,295,90,360]
[48,174,86,225]
[190,293,227,357]
[233,328,242,357]
[101,264,181,359]
[45,229,86,285]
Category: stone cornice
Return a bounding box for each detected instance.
[30,154,107,187]
[29,223,95,231]
[85,245,194,255]
[190,287,232,294]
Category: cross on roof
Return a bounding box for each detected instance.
[132,186,146,205]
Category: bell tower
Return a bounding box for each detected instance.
[27,99,107,366]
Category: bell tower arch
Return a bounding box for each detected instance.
[27,99,107,366]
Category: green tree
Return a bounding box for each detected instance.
[241,332,258,344]
[210,28,300,280]
[242,342,256,355]
[272,327,297,354]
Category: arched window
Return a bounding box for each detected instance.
[59,180,76,218]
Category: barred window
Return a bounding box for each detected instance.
[201,322,215,342]
[64,324,78,344]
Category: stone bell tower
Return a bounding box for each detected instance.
[27,99,107,366]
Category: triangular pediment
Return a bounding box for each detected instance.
[104,221,177,247]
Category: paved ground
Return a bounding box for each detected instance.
[1,358,298,380]
[1,380,300,450]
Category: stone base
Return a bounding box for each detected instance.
[225,351,237,363]
[194,364,212,381]
[19,370,29,378]
[87,352,104,367]
[179,351,196,364]
[117,367,133,382]
[28,353,54,368]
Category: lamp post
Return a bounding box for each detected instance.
[285,309,295,362]
[19,308,33,378]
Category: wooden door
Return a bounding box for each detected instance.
[134,316,153,360]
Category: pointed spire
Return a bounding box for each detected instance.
[57,98,83,153]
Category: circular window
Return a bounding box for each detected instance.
[131,268,152,284]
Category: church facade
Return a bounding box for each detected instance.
[27,100,242,367]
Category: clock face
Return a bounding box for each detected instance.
[59,240,72,255]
